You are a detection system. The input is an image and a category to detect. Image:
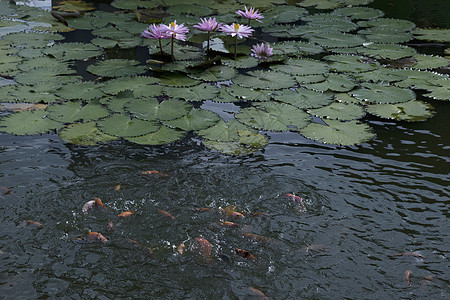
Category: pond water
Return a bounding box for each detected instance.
[1,0,449,299]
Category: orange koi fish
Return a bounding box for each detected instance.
[194,237,212,259]
[286,193,303,203]
[242,233,270,244]
[125,238,153,256]
[405,270,412,286]
[395,252,425,259]
[87,231,108,243]
[177,243,186,255]
[235,248,256,260]
[141,170,170,177]
[219,206,244,218]
[194,207,213,212]
[158,209,175,220]
[82,197,106,213]
[117,211,136,218]
[248,287,269,299]
[219,221,239,228]
[114,184,121,190]
[23,220,44,229]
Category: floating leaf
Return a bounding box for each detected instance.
[222,57,259,69]
[163,108,221,131]
[358,28,413,44]
[264,6,307,23]
[167,4,212,16]
[126,125,186,145]
[422,78,450,100]
[0,110,62,135]
[350,83,415,104]
[188,65,237,82]
[91,27,133,40]
[308,102,365,120]
[111,0,158,9]
[55,81,105,100]
[1,32,64,48]
[44,42,103,61]
[87,59,147,78]
[212,88,241,103]
[333,7,384,20]
[358,18,415,31]
[59,122,118,145]
[411,54,449,70]
[97,114,160,137]
[273,88,334,109]
[197,119,255,142]
[125,98,192,121]
[46,100,110,123]
[101,76,161,96]
[413,28,450,42]
[226,85,273,102]
[235,70,296,90]
[357,43,417,60]
[325,54,380,73]
[54,0,95,12]
[354,68,407,83]
[15,66,76,85]
[0,85,60,103]
[18,57,69,71]
[270,58,330,76]
[302,73,357,92]
[309,32,366,49]
[392,70,446,90]
[99,91,135,113]
[202,130,268,155]
[164,83,219,102]
[300,120,375,145]
[272,41,324,56]
[366,100,435,121]
[159,72,200,87]
[302,14,357,33]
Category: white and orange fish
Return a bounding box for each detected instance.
[87,231,108,243]
[158,209,175,220]
[82,197,106,213]
[117,211,136,218]
[193,237,212,259]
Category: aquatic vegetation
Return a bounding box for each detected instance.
[0,1,448,154]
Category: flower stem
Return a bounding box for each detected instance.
[171,35,174,62]
[207,31,210,53]
[234,35,237,60]
[158,38,163,55]
[248,19,251,26]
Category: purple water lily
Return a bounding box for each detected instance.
[141,24,170,55]
[161,20,189,61]
[251,43,273,60]
[193,17,222,52]
[220,23,254,60]
[236,6,264,26]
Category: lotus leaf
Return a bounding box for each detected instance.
[59,122,118,145]
[272,88,334,109]
[309,32,366,49]
[197,119,255,142]
[159,72,201,87]
[422,78,450,101]
[17,48,45,59]
[91,27,133,40]
[270,58,330,76]
[55,81,105,101]
[357,43,417,60]
[99,91,135,113]
[167,4,212,16]
[44,42,103,61]
[366,100,435,121]
[272,41,324,56]
[47,100,110,123]
[325,54,380,73]
[211,89,240,103]
[303,14,358,32]
[0,110,62,135]
[126,98,191,121]
[411,54,449,70]
[0,85,60,103]
[353,68,407,83]
[188,66,237,82]
[263,25,293,38]
[333,7,384,20]
[303,73,357,92]
[91,38,119,49]
[1,32,64,48]
[301,119,375,145]
[202,130,268,155]
[97,114,160,137]
[67,16,95,30]
[53,0,95,11]
[308,102,365,120]
[15,65,76,85]
[101,76,161,96]
[163,108,221,131]
[297,0,346,9]
[357,18,415,31]
[90,11,136,28]
[126,125,186,145]
[235,70,296,90]
[222,57,259,69]
[393,70,447,90]
[264,6,307,23]
[226,85,273,102]
[413,28,450,42]
[87,59,147,78]
[334,93,366,104]
[358,28,413,44]
[111,0,159,9]
[18,57,69,71]
[164,83,219,102]
[350,83,415,104]
[295,74,328,85]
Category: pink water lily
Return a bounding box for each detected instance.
[251,43,273,60]
[160,20,189,61]
[220,23,254,60]
[141,24,170,55]
[236,6,264,25]
[193,17,222,52]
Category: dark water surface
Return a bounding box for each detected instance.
[1,1,449,299]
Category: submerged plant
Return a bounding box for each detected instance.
[141,23,170,55]
[220,23,254,59]
[161,20,189,61]
[236,6,264,26]
[193,17,222,53]
[251,43,273,60]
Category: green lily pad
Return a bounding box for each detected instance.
[264,6,307,23]
[18,57,69,71]
[354,68,408,83]
[298,0,373,10]
[302,73,357,92]
[272,41,324,56]
[15,65,76,85]
[422,78,450,100]
[212,88,241,103]
[101,76,161,96]
[167,4,213,16]
[273,88,334,109]
[44,42,103,61]
[235,70,296,90]
[55,81,105,101]
[226,85,273,102]
[325,54,380,73]
[392,69,446,90]
[413,28,450,42]
[97,114,160,137]
[125,98,192,121]
[126,125,186,145]
[357,43,417,60]
[300,119,375,145]
[164,83,220,102]
[308,102,365,120]
[59,121,118,145]
[1,31,64,48]
[162,108,221,130]
[302,14,358,33]
[197,119,255,142]
[87,59,147,78]
[188,65,237,82]
[350,83,415,104]
[92,27,133,40]
[309,32,366,49]
[99,91,135,113]
[111,0,158,9]
[54,0,95,12]
[270,58,330,76]
[222,57,259,69]
[333,7,384,20]
[0,110,62,135]
[46,100,110,123]
[0,84,60,103]
[366,100,435,121]
[159,72,201,87]
[411,54,449,70]
[358,18,415,31]
[202,130,269,155]
[358,28,413,44]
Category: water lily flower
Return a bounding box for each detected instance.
[160,20,189,61]
[220,23,254,60]
[141,23,170,55]
[193,17,222,52]
[236,6,264,25]
[251,43,273,60]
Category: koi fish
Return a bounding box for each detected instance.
[194,237,212,259]
[158,209,175,220]
[106,220,114,231]
[219,206,244,218]
[248,287,269,300]
[141,170,169,177]
[125,238,153,256]
[395,252,425,259]
[114,184,121,191]
[82,197,106,213]
[420,275,434,290]
[118,211,136,217]
[218,221,239,228]
[242,233,270,244]
[286,193,303,204]
[194,207,213,212]
[177,243,186,255]
[87,231,108,243]
[405,270,412,286]
[0,186,12,195]
[23,220,44,229]
[235,248,256,260]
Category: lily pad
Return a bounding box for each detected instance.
[413,28,450,42]
[325,54,380,73]
[302,73,357,92]
[392,69,446,90]
[164,83,220,102]
[197,119,255,142]
[350,83,415,104]
[125,98,192,121]
[1,32,64,48]
[300,119,375,145]
[87,59,147,78]
[111,0,158,9]
[188,65,237,82]
[358,18,415,31]
[358,28,413,44]
[159,72,201,87]
[357,43,417,60]
[308,102,365,120]
[163,108,221,131]
[226,85,273,102]
[272,88,334,109]
[59,122,118,145]
[366,100,435,121]
[0,110,62,135]
[422,78,450,100]
[309,32,366,49]
[202,130,268,155]
[333,7,384,20]
[15,66,76,85]
[101,76,161,96]
[222,57,259,69]
[97,114,160,137]
[54,0,95,12]
[235,70,296,90]
[44,42,103,61]
[411,54,449,70]
[126,125,186,145]
[46,100,110,123]
[272,41,324,56]
[99,91,135,113]
[55,81,105,100]
[270,58,330,76]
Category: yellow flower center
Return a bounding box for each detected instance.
[250,8,254,14]
[170,22,175,29]
[234,23,240,31]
